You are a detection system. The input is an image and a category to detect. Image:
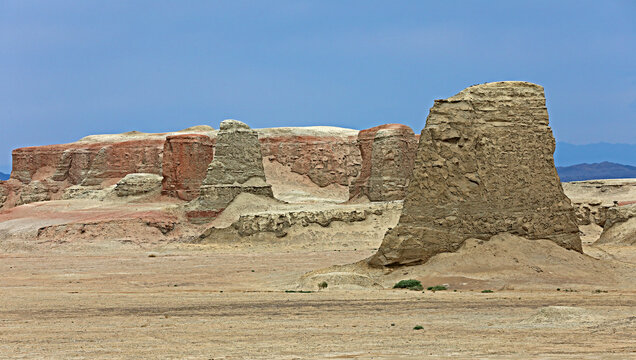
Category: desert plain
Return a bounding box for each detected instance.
[1,82,635,359]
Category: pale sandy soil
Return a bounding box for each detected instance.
[1,179,635,358]
[1,246,635,359]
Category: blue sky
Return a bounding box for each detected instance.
[1,0,635,173]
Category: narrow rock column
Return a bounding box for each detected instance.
[186,120,273,223]
[349,124,417,201]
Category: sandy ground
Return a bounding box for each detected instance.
[1,178,635,359]
[1,246,635,359]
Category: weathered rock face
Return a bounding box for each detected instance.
[114,173,163,197]
[18,180,51,205]
[187,120,273,223]
[161,134,215,200]
[596,204,636,245]
[12,140,164,187]
[0,182,8,208]
[7,140,165,205]
[368,81,581,267]
[349,124,417,201]
[259,128,361,188]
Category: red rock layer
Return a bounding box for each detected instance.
[6,139,164,205]
[161,134,215,201]
[260,135,362,188]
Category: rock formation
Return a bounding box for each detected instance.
[161,134,215,200]
[349,124,417,201]
[596,203,636,245]
[187,120,273,223]
[259,127,361,188]
[114,173,163,197]
[368,81,582,267]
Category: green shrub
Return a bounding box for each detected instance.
[427,285,447,291]
[413,325,424,330]
[393,279,423,291]
[481,290,494,293]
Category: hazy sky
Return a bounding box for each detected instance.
[1,0,635,173]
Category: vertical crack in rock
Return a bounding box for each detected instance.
[368,81,581,267]
[186,120,273,223]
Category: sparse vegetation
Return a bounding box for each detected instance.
[427,285,447,292]
[318,281,328,290]
[413,325,424,330]
[393,279,423,291]
[593,289,608,293]
[481,290,494,293]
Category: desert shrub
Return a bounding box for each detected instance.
[413,325,424,330]
[393,279,423,291]
[481,289,494,293]
[285,290,313,293]
[318,281,328,290]
[427,285,447,291]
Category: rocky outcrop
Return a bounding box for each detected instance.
[36,213,179,241]
[187,120,273,223]
[7,140,165,205]
[570,201,611,226]
[3,123,420,208]
[12,140,164,187]
[0,182,8,208]
[349,124,417,201]
[259,127,361,188]
[18,180,51,205]
[368,81,581,267]
[114,173,163,197]
[562,179,636,226]
[161,134,215,200]
[596,204,636,246]
[226,204,393,238]
[4,127,217,208]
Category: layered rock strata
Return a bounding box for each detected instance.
[114,173,163,197]
[259,127,361,188]
[161,134,215,200]
[187,120,273,223]
[349,124,417,201]
[368,81,581,267]
[596,203,636,245]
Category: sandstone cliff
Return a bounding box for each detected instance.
[1,124,421,210]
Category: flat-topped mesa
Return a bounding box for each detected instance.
[368,81,581,267]
[186,120,274,223]
[349,124,417,201]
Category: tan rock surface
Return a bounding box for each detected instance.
[186,120,274,223]
[369,81,581,266]
[114,173,163,197]
[596,203,636,246]
[349,124,417,201]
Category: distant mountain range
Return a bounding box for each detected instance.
[557,162,636,182]
[555,142,636,167]
[0,172,9,181]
